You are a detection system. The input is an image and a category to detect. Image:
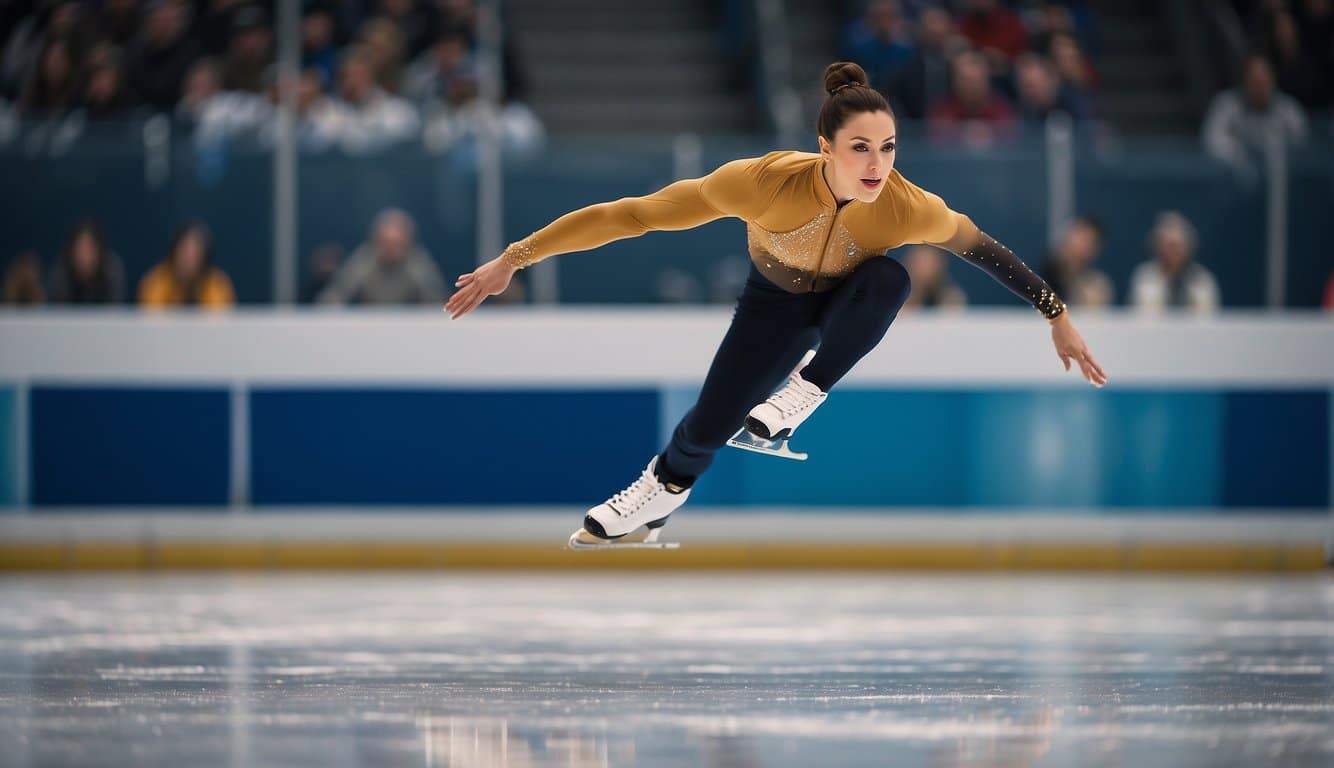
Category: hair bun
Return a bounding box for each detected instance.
[823,61,869,97]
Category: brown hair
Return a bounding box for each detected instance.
[817,61,894,142]
[166,219,215,305]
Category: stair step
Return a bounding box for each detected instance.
[517,32,720,61]
[508,0,705,9]
[1097,92,1195,118]
[511,9,701,33]
[538,102,752,134]
[530,70,733,96]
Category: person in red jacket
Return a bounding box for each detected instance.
[927,49,1017,147]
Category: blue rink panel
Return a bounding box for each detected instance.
[0,386,14,506]
[15,385,1329,509]
[249,388,660,505]
[670,387,1330,509]
[30,386,230,506]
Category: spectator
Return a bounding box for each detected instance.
[318,208,445,305]
[19,37,80,117]
[1129,211,1218,313]
[81,46,138,119]
[125,0,201,110]
[255,67,341,150]
[1324,269,1334,310]
[838,0,915,96]
[901,246,966,310]
[220,5,272,93]
[1202,54,1307,181]
[378,0,433,61]
[927,49,1016,147]
[956,0,1029,67]
[176,57,267,142]
[888,4,962,120]
[3,250,44,306]
[421,65,545,155]
[1013,52,1087,125]
[319,47,418,152]
[357,17,405,93]
[1046,31,1096,112]
[2,1,91,101]
[48,220,125,303]
[302,7,340,86]
[403,29,474,109]
[1040,216,1113,308]
[138,220,236,308]
[1029,2,1077,57]
[422,0,531,105]
[1253,0,1334,111]
[301,242,344,303]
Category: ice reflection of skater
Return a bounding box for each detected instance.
[446,62,1108,549]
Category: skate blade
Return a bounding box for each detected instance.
[566,527,680,551]
[726,428,808,461]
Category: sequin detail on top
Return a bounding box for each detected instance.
[499,234,539,270]
[746,212,831,274]
[822,221,883,279]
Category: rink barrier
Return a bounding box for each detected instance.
[1,310,1331,511]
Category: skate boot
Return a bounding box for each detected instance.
[728,368,826,461]
[567,456,688,550]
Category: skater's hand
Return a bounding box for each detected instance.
[1050,313,1108,388]
[446,256,515,320]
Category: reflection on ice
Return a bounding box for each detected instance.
[1,573,1332,767]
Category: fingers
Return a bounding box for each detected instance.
[445,283,479,319]
[446,281,494,320]
[1059,353,1071,372]
[1076,351,1108,388]
[1086,351,1108,383]
[454,273,474,287]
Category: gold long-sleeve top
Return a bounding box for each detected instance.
[500,150,1066,319]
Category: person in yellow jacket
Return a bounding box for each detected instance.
[138,220,236,309]
[446,61,1109,548]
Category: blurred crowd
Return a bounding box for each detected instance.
[1202,0,1334,180]
[837,0,1101,148]
[897,211,1241,315]
[1,206,529,308]
[8,203,1333,311]
[0,0,546,153]
[660,208,1332,316]
[3,0,1332,312]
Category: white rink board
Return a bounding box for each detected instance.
[1,308,1331,387]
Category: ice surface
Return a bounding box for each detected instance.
[2,573,1332,767]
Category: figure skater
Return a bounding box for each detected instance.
[445,62,1108,549]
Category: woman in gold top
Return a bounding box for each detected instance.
[446,62,1108,548]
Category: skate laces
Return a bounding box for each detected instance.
[769,374,824,417]
[607,464,661,517]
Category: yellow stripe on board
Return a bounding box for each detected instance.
[0,542,1327,571]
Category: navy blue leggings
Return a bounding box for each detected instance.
[657,255,912,486]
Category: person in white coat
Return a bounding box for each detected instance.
[1129,211,1219,314]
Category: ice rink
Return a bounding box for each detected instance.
[2,572,1332,767]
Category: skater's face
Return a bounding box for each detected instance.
[818,110,896,205]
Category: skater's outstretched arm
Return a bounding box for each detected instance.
[446,157,763,319]
[929,214,1109,388]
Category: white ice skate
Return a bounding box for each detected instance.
[728,354,826,462]
[567,456,688,550]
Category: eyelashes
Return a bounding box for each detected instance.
[854,145,895,152]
